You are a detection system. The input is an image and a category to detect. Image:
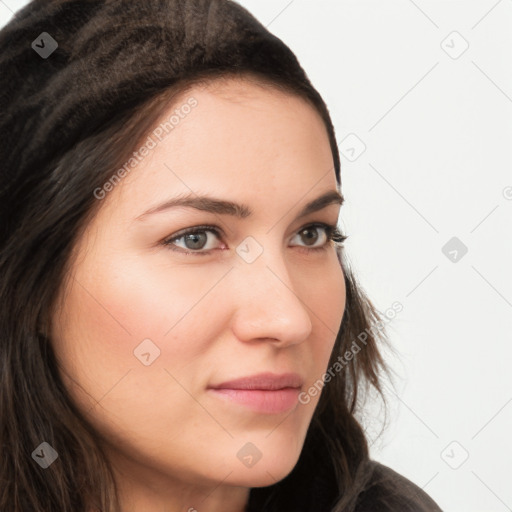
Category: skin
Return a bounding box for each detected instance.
[50,77,346,512]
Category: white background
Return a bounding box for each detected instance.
[2,1,511,511]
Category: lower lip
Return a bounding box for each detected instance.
[208,387,301,414]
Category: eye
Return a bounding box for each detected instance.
[291,223,342,252]
[162,223,347,256]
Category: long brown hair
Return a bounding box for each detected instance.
[0,1,394,510]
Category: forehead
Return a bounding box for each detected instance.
[97,76,335,219]
[144,78,329,167]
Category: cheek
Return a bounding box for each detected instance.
[50,258,225,454]
[304,259,346,380]
[51,256,228,402]
[307,256,346,331]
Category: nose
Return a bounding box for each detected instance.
[229,246,313,347]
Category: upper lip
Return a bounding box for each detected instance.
[209,372,304,391]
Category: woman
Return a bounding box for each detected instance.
[0,1,443,511]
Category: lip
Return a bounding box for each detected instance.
[207,372,304,414]
[208,372,304,391]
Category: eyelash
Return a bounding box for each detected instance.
[162,222,348,256]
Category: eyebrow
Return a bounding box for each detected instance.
[136,189,344,221]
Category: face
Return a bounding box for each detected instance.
[50,77,346,505]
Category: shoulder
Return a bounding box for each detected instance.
[354,460,443,512]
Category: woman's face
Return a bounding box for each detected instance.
[50,77,346,507]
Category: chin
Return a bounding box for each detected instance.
[227,450,301,488]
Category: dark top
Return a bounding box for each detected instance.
[247,459,443,511]
[354,461,443,511]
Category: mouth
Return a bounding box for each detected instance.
[207,372,303,414]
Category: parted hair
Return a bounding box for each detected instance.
[0,1,393,510]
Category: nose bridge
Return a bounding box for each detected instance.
[230,239,313,345]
